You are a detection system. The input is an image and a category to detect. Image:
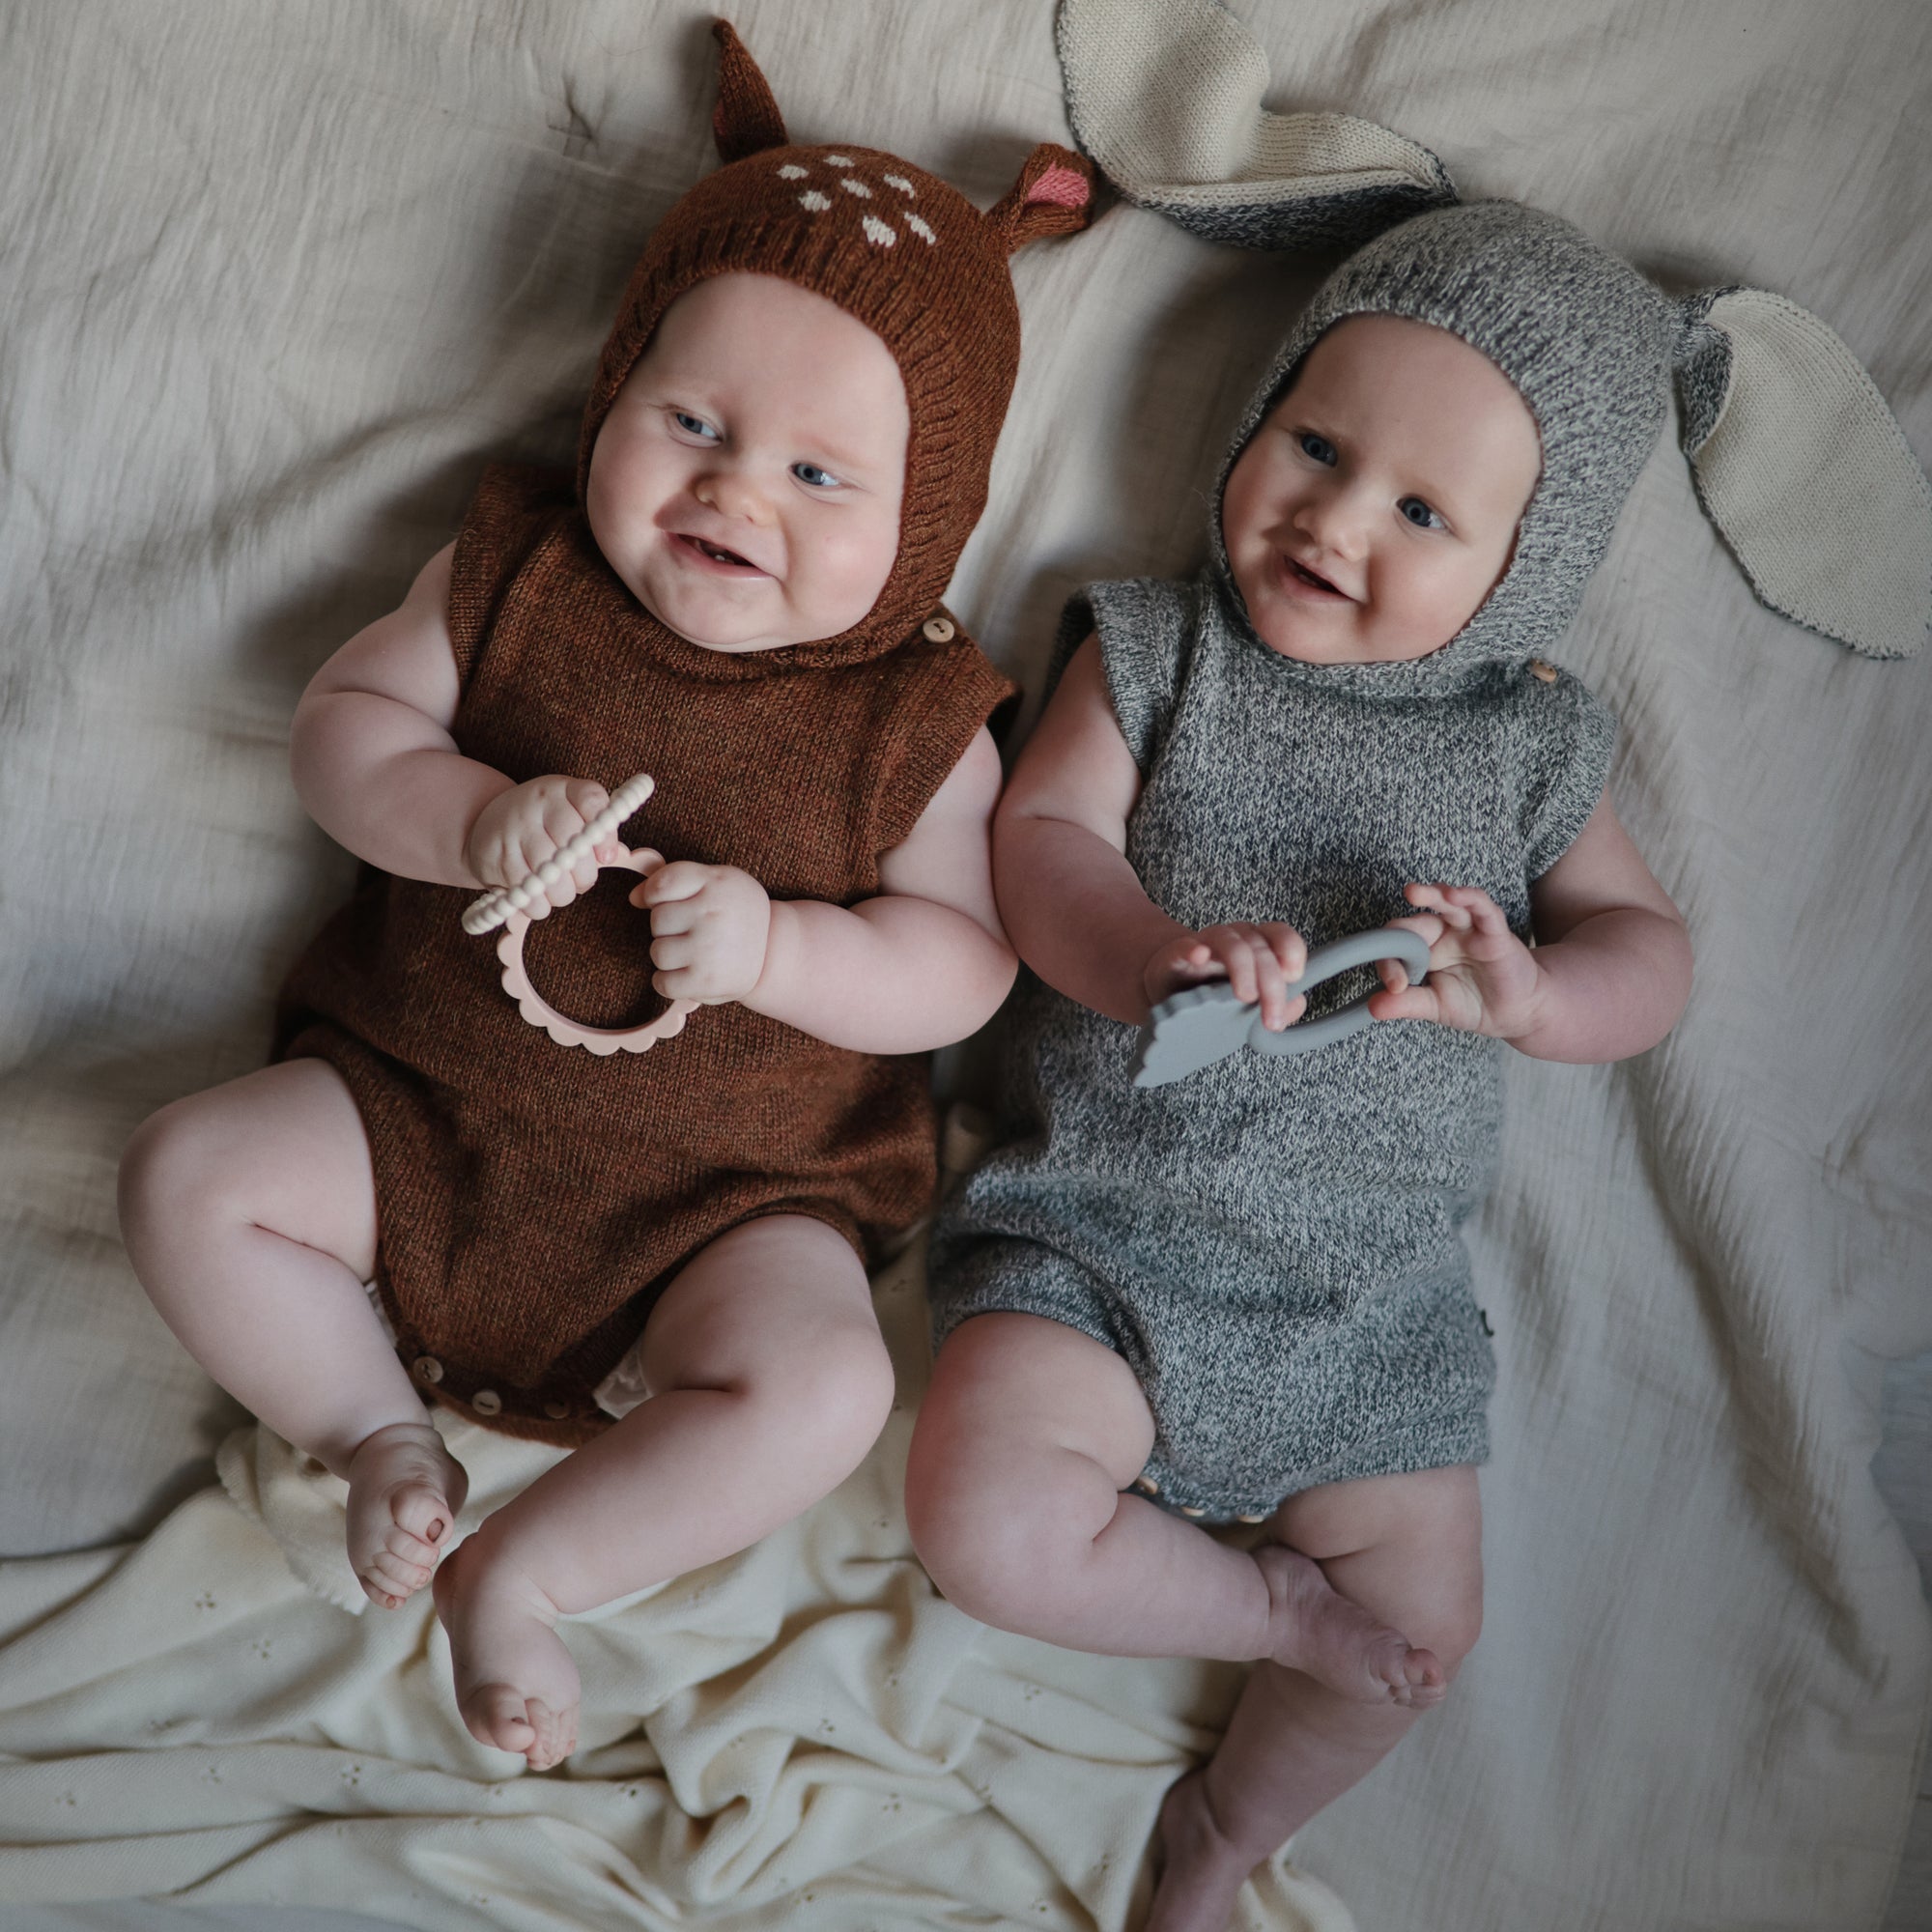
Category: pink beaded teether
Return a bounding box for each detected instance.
[461,774,697,1056]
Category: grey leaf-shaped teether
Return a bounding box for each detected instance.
[1131,982,1258,1087]
[1130,925,1433,1089]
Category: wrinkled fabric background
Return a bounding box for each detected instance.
[1,2,1927,1929]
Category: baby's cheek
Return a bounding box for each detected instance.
[808,513,901,629]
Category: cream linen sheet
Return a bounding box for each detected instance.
[1,1,1928,1928]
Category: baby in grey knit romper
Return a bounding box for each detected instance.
[906,198,1703,1920]
[905,3,1928,1916]
[928,203,1647,1523]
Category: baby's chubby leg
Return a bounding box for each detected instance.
[904,1314,1436,1700]
[1151,1466,1484,1932]
[431,1213,895,1771]
[118,1059,467,1608]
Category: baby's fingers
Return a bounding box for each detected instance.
[1205,929,1263,1007]
[562,778,611,827]
[1452,887,1512,939]
[1380,913,1445,988]
[1236,930,1299,1032]
[1403,883,1472,930]
[638,861,712,907]
[1192,925,1293,1028]
[1257,922,1308,980]
[1367,979,1440,1024]
[507,833,583,912]
[537,789,593,858]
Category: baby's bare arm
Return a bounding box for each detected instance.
[727,725,1019,1054]
[1372,798,1690,1063]
[992,637,1309,1026]
[1512,798,1691,1061]
[289,545,515,886]
[994,637,1190,1026]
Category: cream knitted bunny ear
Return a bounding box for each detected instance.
[1676,289,1931,659]
[1055,0,1454,248]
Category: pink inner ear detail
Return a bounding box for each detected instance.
[1024,165,1091,210]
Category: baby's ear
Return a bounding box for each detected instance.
[710,18,787,163]
[985,144,1097,256]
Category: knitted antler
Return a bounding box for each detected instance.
[711,18,787,163]
[1055,0,1454,248]
[1675,289,1930,659]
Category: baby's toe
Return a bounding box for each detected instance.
[358,1575,405,1610]
[467,1684,538,1756]
[389,1484,452,1547]
[1363,1631,1414,1694]
[1384,1647,1445,1709]
[366,1548,434,1597]
[523,1698,577,1772]
[1402,1651,1449,1710]
[382,1522,440,1569]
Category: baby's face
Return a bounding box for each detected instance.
[1221,314,1542,665]
[586,272,909,652]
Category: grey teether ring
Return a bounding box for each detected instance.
[1131,926,1433,1088]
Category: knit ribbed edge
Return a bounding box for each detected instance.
[445,460,988,691]
[867,627,1017,856]
[1075,578,1198,775]
[1522,669,1618,880]
[446,464,568,686]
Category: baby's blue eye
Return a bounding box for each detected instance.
[1297,432,1337,466]
[791,462,842,489]
[1398,496,1443,530]
[671,410,719,440]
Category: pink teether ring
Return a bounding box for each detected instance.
[495,846,698,1056]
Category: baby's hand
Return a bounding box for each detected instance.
[1368,884,1544,1039]
[463,776,621,916]
[1142,922,1308,1033]
[635,863,772,1005]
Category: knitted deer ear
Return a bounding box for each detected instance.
[1676,289,1931,659]
[1055,0,1455,249]
[711,19,787,164]
[984,144,1097,255]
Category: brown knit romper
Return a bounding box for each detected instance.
[271,25,1093,1448]
[278,465,1009,1446]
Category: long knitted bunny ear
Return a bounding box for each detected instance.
[1676,289,1932,659]
[711,19,787,164]
[1055,0,1454,248]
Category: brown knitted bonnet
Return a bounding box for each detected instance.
[576,20,1095,670]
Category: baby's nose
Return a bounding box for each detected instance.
[1295,485,1370,556]
[696,467,771,523]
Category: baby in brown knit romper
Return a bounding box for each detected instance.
[117,24,1093,1770]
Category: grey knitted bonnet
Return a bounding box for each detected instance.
[1060,0,1931,669]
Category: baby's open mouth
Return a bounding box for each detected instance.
[1286,555,1345,597]
[676,532,763,572]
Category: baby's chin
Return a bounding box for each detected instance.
[630,566,885,657]
[1247,601,1457,668]
[632,582,825,656]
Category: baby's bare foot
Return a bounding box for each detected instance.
[344,1420,469,1610]
[1255,1544,1444,1707]
[432,1535,581,1771]
[1146,1768,1258,1932]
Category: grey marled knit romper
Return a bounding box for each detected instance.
[927,569,1614,1521]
